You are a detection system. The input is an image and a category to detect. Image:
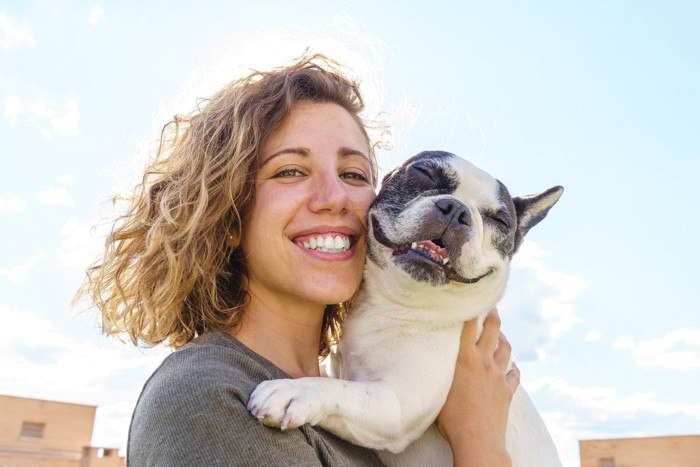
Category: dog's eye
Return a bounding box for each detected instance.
[409,164,437,186]
[486,212,510,228]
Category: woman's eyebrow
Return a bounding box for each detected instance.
[338,146,371,165]
[260,146,371,168]
[259,147,310,168]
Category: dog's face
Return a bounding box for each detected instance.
[367,151,563,299]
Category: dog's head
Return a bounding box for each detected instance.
[366,151,563,312]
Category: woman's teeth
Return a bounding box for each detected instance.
[300,234,351,253]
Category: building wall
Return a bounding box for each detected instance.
[0,394,96,452]
[580,435,700,467]
[81,447,126,467]
[0,447,82,467]
[0,394,123,467]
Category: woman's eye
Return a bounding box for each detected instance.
[274,168,304,178]
[341,171,370,183]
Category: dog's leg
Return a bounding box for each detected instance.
[248,329,460,454]
[248,323,462,453]
[248,377,426,453]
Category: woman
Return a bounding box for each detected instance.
[81,52,519,466]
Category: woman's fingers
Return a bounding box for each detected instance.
[506,361,521,391]
[494,331,512,368]
[465,309,516,386]
[477,309,501,352]
[461,312,479,345]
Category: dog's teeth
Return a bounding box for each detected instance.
[442,257,449,265]
[411,242,417,249]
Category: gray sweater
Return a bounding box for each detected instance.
[127,331,384,466]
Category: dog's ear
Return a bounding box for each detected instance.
[513,186,564,251]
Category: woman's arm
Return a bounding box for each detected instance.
[436,309,520,467]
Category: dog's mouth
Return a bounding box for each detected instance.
[394,239,450,267]
[372,215,493,284]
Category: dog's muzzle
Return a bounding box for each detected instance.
[371,214,494,285]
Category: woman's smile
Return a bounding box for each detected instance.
[292,226,358,257]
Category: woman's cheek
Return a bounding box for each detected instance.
[357,186,377,213]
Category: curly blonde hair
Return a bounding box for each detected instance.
[78,52,378,357]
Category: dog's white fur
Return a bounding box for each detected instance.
[248,152,563,466]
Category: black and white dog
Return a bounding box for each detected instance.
[249,151,563,467]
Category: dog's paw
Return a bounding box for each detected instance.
[247,379,325,430]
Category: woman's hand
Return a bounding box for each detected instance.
[436,309,520,467]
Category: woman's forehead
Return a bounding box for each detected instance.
[260,101,370,162]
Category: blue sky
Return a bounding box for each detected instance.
[1,2,699,466]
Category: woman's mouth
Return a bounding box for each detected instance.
[294,233,352,253]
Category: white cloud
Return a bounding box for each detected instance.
[585,331,601,342]
[0,196,25,212]
[59,217,106,270]
[58,174,74,185]
[613,336,635,349]
[613,328,700,371]
[0,11,37,51]
[502,240,588,360]
[514,241,587,339]
[0,305,72,350]
[4,95,55,124]
[37,186,74,206]
[28,100,54,119]
[529,376,700,420]
[0,255,42,282]
[89,6,104,25]
[92,402,137,451]
[50,98,80,136]
[4,95,22,123]
[6,96,80,136]
[3,94,82,138]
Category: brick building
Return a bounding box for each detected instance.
[580,434,700,467]
[0,394,124,467]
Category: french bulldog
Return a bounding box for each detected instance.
[248,151,564,467]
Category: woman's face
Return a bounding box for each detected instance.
[241,101,376,310]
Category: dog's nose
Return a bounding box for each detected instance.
[435,199,471,226]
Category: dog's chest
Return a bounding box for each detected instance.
[334,296,464,387]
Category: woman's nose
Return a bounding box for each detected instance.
[308,172,350,213]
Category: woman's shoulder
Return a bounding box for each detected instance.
[140,331,285,404]
[128,332,284,464]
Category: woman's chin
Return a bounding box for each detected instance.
[299,280,359,307]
